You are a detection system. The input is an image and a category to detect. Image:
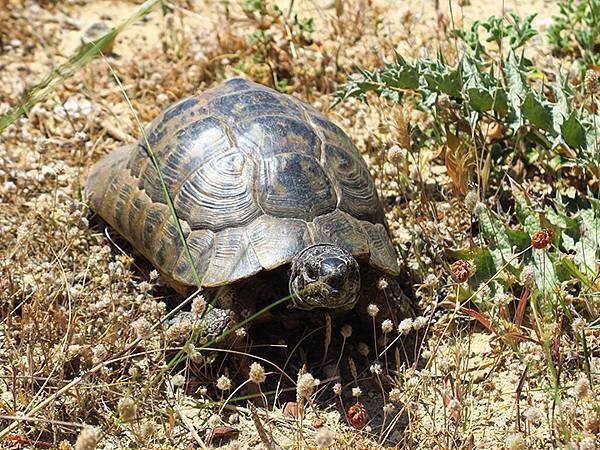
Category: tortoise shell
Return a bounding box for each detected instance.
[86,78,399,288]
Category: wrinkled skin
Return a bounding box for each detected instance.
[289,244,361,310]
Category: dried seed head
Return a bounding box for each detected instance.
[191,295,206,317]
[464,191,478,213]
[377,277,389,290]
[357,342,369,357]
[333,383,342,395]
[584,70,599,95]
[370,363,382,375]
[140,420,156,439]
[383,403,395,414]
[381,319,394,334]
[397,318,413,335]
[389,387,402,403]
[572,317,587,334]
[171,374,185,387]
[531,228,554,249]
[340,324,353,338]
[207,414,221,428]
[312,417,327,429]
[412,316,428,330]
[520,265,536,287]
[574,375,590,400]
[505,433,526,450]
[451,260,474,283]
[74,426,98,450]
[448,398,461,418]
[423,273,439,288]
[348,402,367,428]
[297,372,319,401]
[118,397,137,421]
[131,317,152,340]
[387,145,406,165]
[579,437,596,450]
[249,362,266,384]
[523,406,542,424]
[367,304,379,317]
[216,375,232,391]
[315,427,335,449]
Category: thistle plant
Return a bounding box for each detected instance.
[335,14,600,188]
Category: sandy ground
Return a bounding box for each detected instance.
[0,0,597,449]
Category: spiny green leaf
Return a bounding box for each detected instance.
[532,249,559,300]
[561,110,587,149]
[512,187,541,235]
[504,52,528,129]
[522,92,554,133]
[476,207,514,269]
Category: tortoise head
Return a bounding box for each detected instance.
[289,244,360,310]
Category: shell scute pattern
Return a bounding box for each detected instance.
[128,96,208,177]
[259,153,337,221]
[209,87,303,123]
[246,215,313,270]
[323,144,382,223]
[233,115,321,160]
[139,116,228,201]
[174,148,260,231]
[313,210,370,257]
[86,78,400,289]
[172,229,214,285]
[203,227,262,286]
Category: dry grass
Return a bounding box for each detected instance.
[0,0,598,449]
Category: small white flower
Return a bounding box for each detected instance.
[389,387,402,403]
[249,362,266,384]
[333,383,342,395]
[171,374,185,387]
[377,277,389,290]
[367,304,379,317]
[370,363,382,375]
[235,327,247,337]
[397,318,413,335]
[493,292,512,307]
[352,386,362,397]
[216,375,231,391]
[412,316,428,330]
[383,403,395,414]
[381,319,394,334]
[572,318,586,334]
[520,265,535,287]
[523,406,542,424]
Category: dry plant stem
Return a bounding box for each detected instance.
[173,400,208,449]
[0,287,197,440]
[249,402,281,450]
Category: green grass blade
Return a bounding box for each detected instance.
[0,0,163,132]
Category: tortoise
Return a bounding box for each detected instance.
[86,78,403,339]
